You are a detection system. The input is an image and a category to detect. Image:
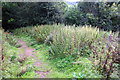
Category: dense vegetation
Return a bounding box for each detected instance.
[1,1,120,79]
[13,24,119,78]
[2,2,67,29]
[2,2,120,31]
[65,2,120,31]
[0,28,38,79]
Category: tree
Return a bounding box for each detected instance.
[2,2,67,30]
[64,2,120,31]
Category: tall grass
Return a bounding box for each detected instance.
[50,25,106,57]
[13,24,118,57]
[14,24,61,43]
[13,24,119,78]
[0,28,20,78]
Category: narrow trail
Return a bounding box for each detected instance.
[18,39,50,78]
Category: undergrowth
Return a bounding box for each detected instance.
[16,33,102,78]
[1,28,37,79]
[12,24,120,78]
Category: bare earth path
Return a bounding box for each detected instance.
[18,40,50,78]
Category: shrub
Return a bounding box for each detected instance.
[14,24,114,59]
[4,33,20,47]
[13,24,119,78]
[90,32,119,78]
[1,37,21,78]
[1,28,36,78]
[50,25,101,57]
[14,24,61,43]
[2,2,66,30]
[1,29,20,47]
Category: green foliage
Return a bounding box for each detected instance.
[13,24,119,78]
[48,55,102,78]
[52,56,74,70]
[1,40,20,78]
[14,24,115,59]
[0,28,20,47]
[20,71,37,78]
[14,31,102,78]
[2,2,67,30]
[14,24,58,43]
[2,2,120,32]
[90,32,119,78]
[0,28,37,78]
[65,2,120,32]
[50,25,101,57]
[28,37,102,78]
[3,33,20,47]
